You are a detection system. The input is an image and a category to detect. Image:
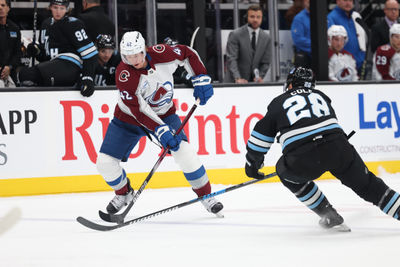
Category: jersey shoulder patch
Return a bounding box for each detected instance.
[172,47,182,55]
[68,17,78,22]
[380,44,392,51]
[118,69,130,83]
[377,45,395,57]
[152,44,166,53]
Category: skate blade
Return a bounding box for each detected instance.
[327,223,351,232]
[214,212,224,218]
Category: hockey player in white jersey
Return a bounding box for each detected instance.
[96,31,223,216]
[327,25,359,82]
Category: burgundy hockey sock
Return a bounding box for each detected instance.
[193,181,211,197]
[115,180,131,195]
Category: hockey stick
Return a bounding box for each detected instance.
[77,172,277,231]
[190,27,200,48]
[0,207,22,236]
[98,99,200,223]
[31,0,38,67]
[355,17,370,80]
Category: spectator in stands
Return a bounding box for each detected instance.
[19,0,97,97]
[372,23,400,80]
[370,0,399,54]
[78,0,115,41]
[328,25,358,81]
[0,0,21,87]
[291,0,311,68]
[285,0,305,28]
[327,0,367,73]
[224,5,271,84]
[94,34,120,86]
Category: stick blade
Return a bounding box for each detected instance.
[0,207,22,236]
[98,200,134,224]
[76,216,119,231]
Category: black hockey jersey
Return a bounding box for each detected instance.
[37,16,98,78]
[94,52,121,86]
[247,87,345,155]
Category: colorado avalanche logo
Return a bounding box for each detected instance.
[152,45,166,53]
[146,81,174,107]
[119,70,130,82]
[393,70,400,80]
[336,67,353,81]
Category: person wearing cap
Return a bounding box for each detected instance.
[0,0,21,87]
[94,34,120,86]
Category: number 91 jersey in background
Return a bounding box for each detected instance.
[252,88,344,154]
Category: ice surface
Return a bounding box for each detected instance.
[1,170,400,267]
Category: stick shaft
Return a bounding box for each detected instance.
[31,0,38,67]
[124,172,277,227]
[130,100,200,206]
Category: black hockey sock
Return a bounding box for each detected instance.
[378,189,400,220]
[294,181,332,217]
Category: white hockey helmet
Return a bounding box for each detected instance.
[327,25,348,46]
[390,23,400,38]
[120,31,146,65]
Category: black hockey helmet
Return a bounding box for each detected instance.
[284,67,315,91]
[50,0,69,7]
[95,34,115,49]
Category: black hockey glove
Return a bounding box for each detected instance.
[80,76,95,97]
[245,152,265,179]
[26,43,41,57]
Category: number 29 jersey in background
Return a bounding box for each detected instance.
[252,88,344,154]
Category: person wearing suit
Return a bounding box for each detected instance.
[224,5,271,84]
[370,0,399,54]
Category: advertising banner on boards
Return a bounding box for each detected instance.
[1,84,399,183]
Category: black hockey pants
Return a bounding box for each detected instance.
[276,133,389,206]
[19,58,80,86]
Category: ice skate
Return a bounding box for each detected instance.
[201,197,224,218]
[319,207,351,232]
[106,180,134,214]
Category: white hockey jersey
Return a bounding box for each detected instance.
[328,48,359,81]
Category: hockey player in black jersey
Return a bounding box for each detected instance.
[245,67,400,231]
[19,0,97,96]
[93,34,120,86]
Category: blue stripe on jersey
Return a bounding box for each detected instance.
[298,184,317,202]
[251,131,275,142]
[247,142,270,153]
[184,166,206,181]
[383,193,400,213]
[58,55,83,68]
[82,50,98,59]
[282,123,341,150]
[77,42,95,53]
[106,169,126,186]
